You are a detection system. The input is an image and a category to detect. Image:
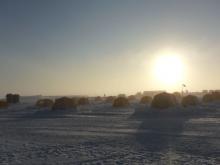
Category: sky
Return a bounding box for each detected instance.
[0,0,220,97]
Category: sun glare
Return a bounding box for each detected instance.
[153,53,184,87]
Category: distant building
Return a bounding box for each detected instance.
[20,95,42,103]
[202,90,208,94]
[142,90,165,97]
[6,94,20,104]
[118,94,126,97]
[209,90,220,93]
[135,92,142,99]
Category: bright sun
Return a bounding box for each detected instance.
[153,53,184,86]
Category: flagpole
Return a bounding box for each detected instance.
[182,84,186,97]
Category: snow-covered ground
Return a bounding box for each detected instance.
[0,102,219,164]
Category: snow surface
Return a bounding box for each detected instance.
[0,102,219,164]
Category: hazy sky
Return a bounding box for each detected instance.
[1,0,220,96]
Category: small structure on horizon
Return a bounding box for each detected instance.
[6,94,20,104]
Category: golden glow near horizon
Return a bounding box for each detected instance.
[152,50,185,89]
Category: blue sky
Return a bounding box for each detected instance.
[1,0,220,96]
